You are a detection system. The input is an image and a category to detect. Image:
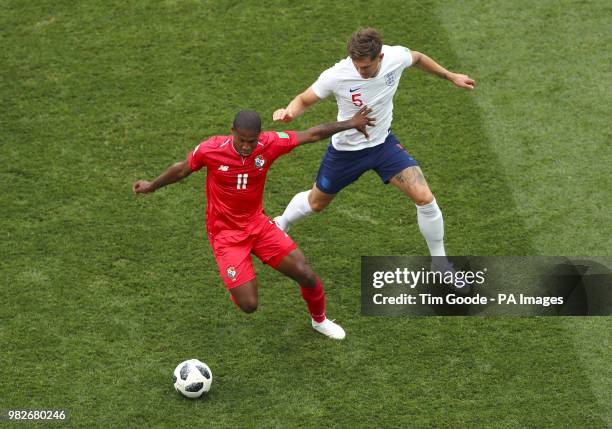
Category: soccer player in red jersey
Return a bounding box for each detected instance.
[133,107,374,339]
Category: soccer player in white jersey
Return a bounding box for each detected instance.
[272,28,475,258]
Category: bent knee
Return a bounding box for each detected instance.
[288,255,317,286]
[308,190,333,212]
[238,299,258,314]
[297,264,318,287]
[301,272,318,288]
[413,191,434,206]
[308,198,329,213]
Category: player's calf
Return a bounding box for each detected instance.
[274,187,335,232]
[274,190,314,232]
[308,187,335,212]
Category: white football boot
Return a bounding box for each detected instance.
[312,318,346,340]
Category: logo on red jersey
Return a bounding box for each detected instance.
[254,155,266,169]
[218,165,229,171]
[227,266,237,280]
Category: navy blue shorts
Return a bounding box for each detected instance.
[315,131,419,194]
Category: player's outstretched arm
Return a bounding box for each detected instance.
[272,87,321,123]
[294,106,375,145]
[411,50,476,90]
[132,160,193,194]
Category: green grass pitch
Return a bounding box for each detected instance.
[1,0,610,427]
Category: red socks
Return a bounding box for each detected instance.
[300,277,326,323]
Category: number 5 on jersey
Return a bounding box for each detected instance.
[351,93,363,107]
[236,173,248,189]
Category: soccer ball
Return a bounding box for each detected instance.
[173,359,213,398]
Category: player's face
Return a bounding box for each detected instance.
[231,128,260,157]
[352,53,384,79]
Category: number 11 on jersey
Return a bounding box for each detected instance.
[236,174,248,189]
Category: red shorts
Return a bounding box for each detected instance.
[208,215,297,289]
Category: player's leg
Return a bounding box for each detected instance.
[274,143,368,232]
[275,249,325,322]
[389,166,446,257]
[373,132,447,257]
[229,279,259,313]
[274,184,335,232]
[254,218,345,339]
[275,249,345,340]
[209,232,259,313]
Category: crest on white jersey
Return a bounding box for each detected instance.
[218,165,229,171]
[254,155,266,169]
[385,71,396,86]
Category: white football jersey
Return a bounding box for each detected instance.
[312,45,412,151]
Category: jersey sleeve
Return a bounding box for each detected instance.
[265,131,300,159]
[187,139,210,171]
[400,45,413,69]
[311,67,337,99]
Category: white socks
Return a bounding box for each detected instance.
[416,198,446,257]
[276,191,446,258]
[275,190,313,231]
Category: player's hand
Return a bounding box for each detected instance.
[272,108,294,123]
[350,106,376,139]
[450,73,476,90]
[132,180,154,194]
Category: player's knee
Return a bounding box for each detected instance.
[302,273,317,288]
[308,192,331,212]
[238,298,258,314]
[298,264,318,287]
[308,198,328,213]
[413,191,434,206]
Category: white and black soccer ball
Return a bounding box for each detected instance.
[173,359,212,398]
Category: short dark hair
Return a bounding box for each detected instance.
[347,28,383,60]
[232,110,261,132]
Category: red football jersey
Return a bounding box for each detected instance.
[188,131,299,235]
